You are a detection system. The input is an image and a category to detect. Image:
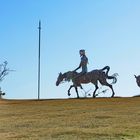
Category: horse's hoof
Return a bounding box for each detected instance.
[111,94,115,98]
[68,93,71,96]
[93,94,96,98]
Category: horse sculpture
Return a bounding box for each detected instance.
[56,66,118,98]
[134,75,140,87]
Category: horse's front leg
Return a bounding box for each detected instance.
[75,86,79,98]
[92,82,99,98]
[68,85,74,96]
[80,85,83,89]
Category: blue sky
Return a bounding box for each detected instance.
[0,0,140,99]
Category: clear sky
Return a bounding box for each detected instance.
[0,0,140,99]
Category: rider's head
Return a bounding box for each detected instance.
[79,49,85,56]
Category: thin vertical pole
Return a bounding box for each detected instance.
[38,20,41,100]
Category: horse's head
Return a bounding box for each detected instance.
[56,72,64,86]
[56,71,75,86]
[134,75,140,87]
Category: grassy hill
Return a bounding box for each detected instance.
[0,97,140,140]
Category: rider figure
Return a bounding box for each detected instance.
[74,49,88,77]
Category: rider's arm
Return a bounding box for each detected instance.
[74,62,82,71]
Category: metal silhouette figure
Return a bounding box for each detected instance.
[56,66,118,98]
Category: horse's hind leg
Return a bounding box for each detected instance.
[100,80,115,97]
[109,84,115,97]
[107,84,115,97]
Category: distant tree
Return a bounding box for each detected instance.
[0,61,12,99]
[0,87,5,99]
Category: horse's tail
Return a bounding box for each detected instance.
[101,66,118,84]
[107,73,118,84]
[101,66,110,76]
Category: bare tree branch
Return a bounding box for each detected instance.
[0,61,12,82]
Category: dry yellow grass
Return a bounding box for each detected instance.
[0,97,140,140]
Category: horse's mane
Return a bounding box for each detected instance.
[63,71,78,82]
